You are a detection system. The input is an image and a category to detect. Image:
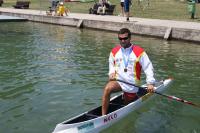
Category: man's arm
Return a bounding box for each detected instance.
[108,52,116,80]
[139,52,155,92]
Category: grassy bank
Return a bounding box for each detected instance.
[2,0,200,22]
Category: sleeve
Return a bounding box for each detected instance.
[108,52,115,76]
[139,52,156,85]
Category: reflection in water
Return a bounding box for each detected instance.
[0,22,200,133]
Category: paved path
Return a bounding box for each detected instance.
[1,8,200,30]
[0,8,200,42]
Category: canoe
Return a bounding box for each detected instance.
[52,78,172,133]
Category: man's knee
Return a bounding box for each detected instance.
[104,85,113,95]
[103,81,121,94]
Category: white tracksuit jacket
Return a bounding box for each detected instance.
[109,44,155,93]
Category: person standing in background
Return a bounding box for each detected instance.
[124,0,130,21]
[119,0,125,16]
[0,0,3,7]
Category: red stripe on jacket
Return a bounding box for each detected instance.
[111,45,121,57]
[111,45,121,65]
[132,45,144,81]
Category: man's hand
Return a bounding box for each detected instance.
[109,73,116,81]
[147,84,154,93]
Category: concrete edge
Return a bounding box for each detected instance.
[1,11,200,43]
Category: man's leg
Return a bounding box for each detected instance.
[124,0,130,21]
[102,6,106,15]
[97,7,102,14]
[102,81,121,115]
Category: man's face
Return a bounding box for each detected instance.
[118,33,131,48]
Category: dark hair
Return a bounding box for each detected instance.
[118,28,131,38]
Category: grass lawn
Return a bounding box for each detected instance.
[2,0,200,22]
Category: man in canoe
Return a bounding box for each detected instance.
[102,28,155,115]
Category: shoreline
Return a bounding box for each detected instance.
[0,8,200,43]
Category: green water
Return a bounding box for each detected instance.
[0,22,199,133]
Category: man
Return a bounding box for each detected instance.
[97,0,110,15]
[102,28,155,115]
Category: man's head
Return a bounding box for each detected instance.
[118,28,131,48]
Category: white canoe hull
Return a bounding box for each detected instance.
[53,78,172,133]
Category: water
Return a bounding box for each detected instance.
[0,22,200,133]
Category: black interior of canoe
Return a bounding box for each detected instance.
[64,95,125,124]
[64,87,149,124]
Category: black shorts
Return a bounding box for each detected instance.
[120,2,124,7]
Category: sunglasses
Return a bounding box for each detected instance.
[118,36,129,41]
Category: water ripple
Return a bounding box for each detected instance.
[0,22,200,133]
